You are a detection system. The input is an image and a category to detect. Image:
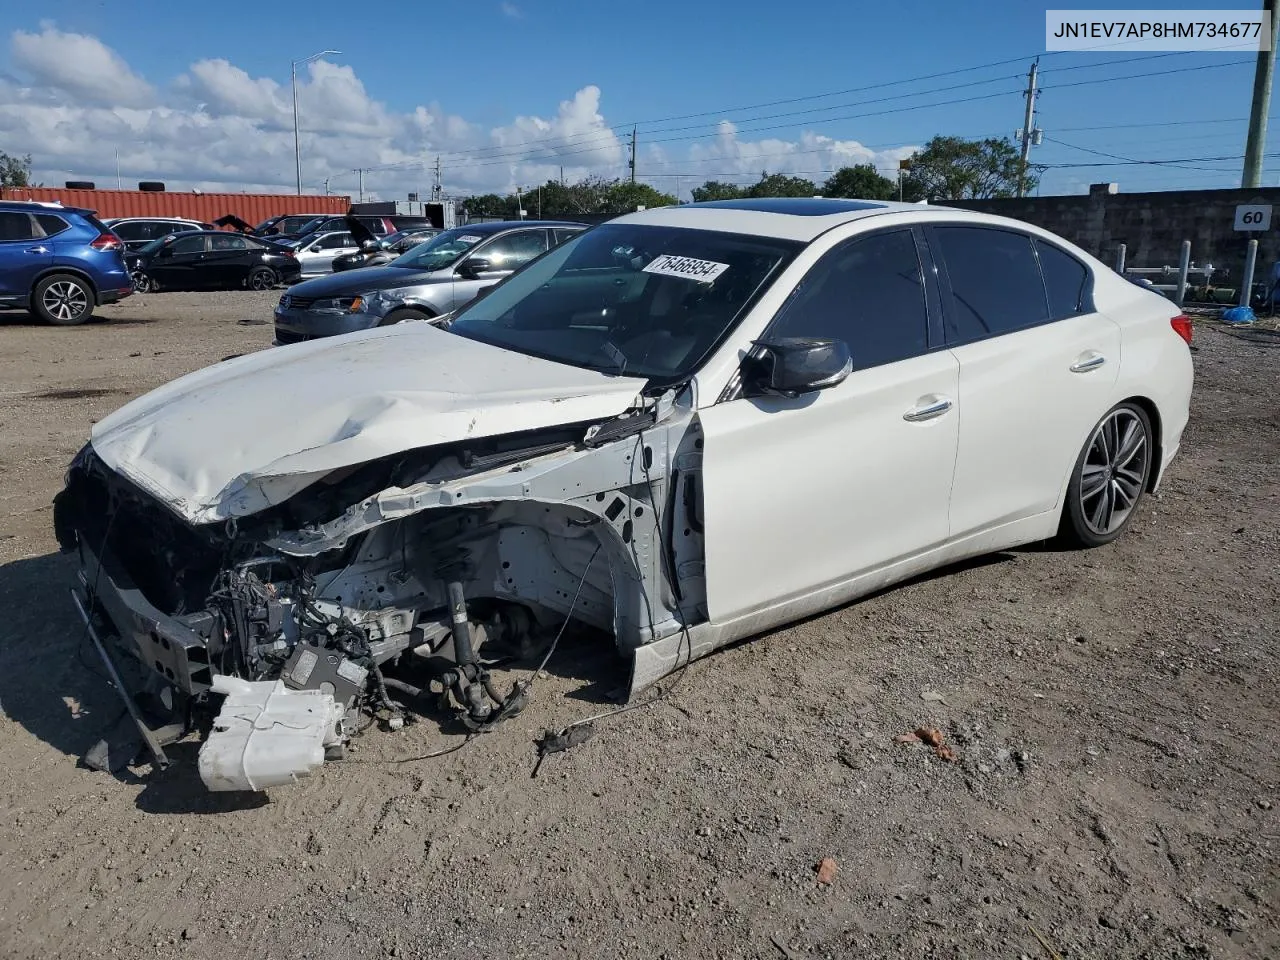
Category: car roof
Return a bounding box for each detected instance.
[0,200,94,216]
[103,216,205,222]
[613,198,963,241]
[453,220,587,234]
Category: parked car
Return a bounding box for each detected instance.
[0,200,132,325]
[273,220,586,344]
[251,213,332,239]
[291,214,433,239]
[129,230,301,292]
[52,198,1194,791]
[330,227,441,273]
[102,217,213,252]
[289,229,363,277]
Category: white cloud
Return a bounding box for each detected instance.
[501,2,523,18]
[10,25,152,107]
[0,25,912,203]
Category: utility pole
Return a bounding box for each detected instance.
[629,127,637,183]
[323,176,330,195]
[357,168,364,203]
[1243,0,1279,187]
[1017,59,1040,198]
[115,148,122,190]
[433,156,442,200]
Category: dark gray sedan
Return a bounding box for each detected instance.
[272,220,585,345]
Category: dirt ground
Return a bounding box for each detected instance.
[0,292,1276,960]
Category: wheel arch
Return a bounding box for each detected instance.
[1119,394,1163,492]
[32,266,101,303]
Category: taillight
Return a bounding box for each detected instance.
[90,233,122,251]
[1171,314,1193,345]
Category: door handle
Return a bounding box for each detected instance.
[903,396,953,422]
[1070,352,1107,373]
[25,246,49,255]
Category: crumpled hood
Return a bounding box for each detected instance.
[90,323,646,524]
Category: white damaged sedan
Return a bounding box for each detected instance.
[54,198,1193,790]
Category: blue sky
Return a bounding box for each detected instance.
[0,0,1274,199]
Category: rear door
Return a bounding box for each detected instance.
[930,224,1121,537]
[452,228,549,310]
[204,233,253,287]
[0,211,53,301]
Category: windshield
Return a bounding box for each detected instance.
[136,235,173,256]
[447,223,801,381]
[392,228,488,271]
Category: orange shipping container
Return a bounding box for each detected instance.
[0,187,350,226]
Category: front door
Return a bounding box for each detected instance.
[697,228,960,623]
[452,229,549,311]
[928,225,1123,536]
[150,233,208,289]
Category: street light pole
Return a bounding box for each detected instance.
[291,49,341,195]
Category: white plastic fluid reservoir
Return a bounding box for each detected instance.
[198,675,345,792]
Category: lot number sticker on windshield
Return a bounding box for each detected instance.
[459,235,482,243]
[643,254,729,283]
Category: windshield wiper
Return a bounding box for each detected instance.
[598,339,630,375]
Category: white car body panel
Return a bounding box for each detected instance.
[699,350,960,622]
[89,323,646,524]
[946,313,1122,536]
[295,231,360,276]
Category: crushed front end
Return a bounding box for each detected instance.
[51,395,708,791]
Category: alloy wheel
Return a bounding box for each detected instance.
[42,280,89,322]
[1078,407,1150,536]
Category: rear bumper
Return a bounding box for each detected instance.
[100,286,134,305]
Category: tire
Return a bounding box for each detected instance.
[133,272,156,293]
[379,307,433,326]
[247,267,277,291]
[32,273,94,326]
[1057,401,1154,548]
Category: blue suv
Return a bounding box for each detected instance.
[0,200,133,325]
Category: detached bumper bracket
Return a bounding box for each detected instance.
[71,588,171,771]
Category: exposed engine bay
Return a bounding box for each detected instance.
[52,392,708,791]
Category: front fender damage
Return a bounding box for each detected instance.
[55,393,708,791]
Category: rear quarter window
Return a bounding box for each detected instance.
[1035,240,1092,319]
[36,214,69,237]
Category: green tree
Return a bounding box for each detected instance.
[602,180,676,213]
[822,164,897,201]
[462,193,515,219]
[0,152,32,188]
[690,180,745,202]
[901,136,1036,201]
[746,171,818,198]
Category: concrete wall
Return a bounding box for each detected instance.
[948,185,1280,281]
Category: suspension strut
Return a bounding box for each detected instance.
[446,580,492,725]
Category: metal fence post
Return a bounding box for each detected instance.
[1240,239,1259,308]
[1175,240,1191,306]
[1115,243,1127,274]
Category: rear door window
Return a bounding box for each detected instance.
[933,226,1049,343]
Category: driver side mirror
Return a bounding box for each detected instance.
[457,257,491,279]
[741,337,853,398]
